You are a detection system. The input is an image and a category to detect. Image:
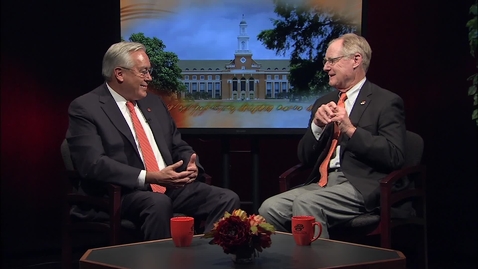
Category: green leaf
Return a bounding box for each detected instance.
[469,85,477,96]
[470,3,477,15]
[472,109,478,120]
[258,222,276,232]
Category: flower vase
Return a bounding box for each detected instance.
[231,247,255,264]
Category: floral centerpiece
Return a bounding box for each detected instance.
[203,209,276,264]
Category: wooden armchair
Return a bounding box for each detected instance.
[60,139,211,269]
[279,131,428,268]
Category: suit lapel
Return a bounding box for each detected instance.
[98,85,140,158]
[348,80,372,126]
[339,81,372,159]
[137,99,173,164]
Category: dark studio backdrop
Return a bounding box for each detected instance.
[1,0,476,267]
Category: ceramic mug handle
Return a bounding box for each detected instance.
[310,222,323,242]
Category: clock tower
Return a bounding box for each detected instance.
[234,14,252,67]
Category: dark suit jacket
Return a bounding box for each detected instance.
[298,80,406,210]
[66,83,204,197]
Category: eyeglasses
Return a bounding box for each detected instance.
[322,54,353,66]
[119,67,153,78]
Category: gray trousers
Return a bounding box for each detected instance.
[258,172,366,238]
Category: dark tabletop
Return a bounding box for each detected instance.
[80,232,405,269]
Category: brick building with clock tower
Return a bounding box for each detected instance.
[178,15,291,100]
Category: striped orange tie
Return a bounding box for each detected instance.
[318,93,348,187]
[126,101,166,193]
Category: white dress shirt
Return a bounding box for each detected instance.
[107,84,166,187]
[311,77,366,169]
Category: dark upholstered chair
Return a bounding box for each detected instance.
[278,131,428,268]
[61,139,211,269]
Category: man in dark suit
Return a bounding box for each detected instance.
[258,33,406,238]
[66,41,240,240]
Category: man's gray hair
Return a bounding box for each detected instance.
[102,41,146,81]
[329,33,372,72]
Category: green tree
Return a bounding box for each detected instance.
[258,0,358,95]
[127,33,186,94]
[466,3,478,125]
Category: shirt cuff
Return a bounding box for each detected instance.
[138,170,146,187]
[311,122,324,140]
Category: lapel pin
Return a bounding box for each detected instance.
[360,100,366,105]
[147,108,152,112]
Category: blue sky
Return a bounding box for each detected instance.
[121,0,362,60]
[121,0,290,60]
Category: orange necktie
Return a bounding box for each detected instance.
[126,101,166,193]
[318,93,348,187]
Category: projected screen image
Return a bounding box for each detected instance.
[120,0,363,134]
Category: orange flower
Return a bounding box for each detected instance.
[248,214,266,227]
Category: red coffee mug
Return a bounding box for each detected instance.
[291,216,323,246]
[170,216,194,247]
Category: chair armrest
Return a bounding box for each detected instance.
[279,164,312,192]
[380,164,426,187]
[379,164,426,224]
[203,173,212,185]
[65,170,123,222]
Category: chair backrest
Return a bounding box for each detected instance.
[403,131,424,167]
[61,139,74,171]
[61,139,83,192]
[390,131,424,194]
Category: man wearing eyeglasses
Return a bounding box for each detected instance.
[66,41,240,240]
[259,33,406,238]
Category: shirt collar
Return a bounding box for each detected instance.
[106,83,130,107]
[343,77,366,107]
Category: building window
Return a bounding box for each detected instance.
[216,68,220,70]
[241,66,245,70]
[249,80,254,92]
[200,82,205,92]
[282,82,287,92]
[207,82,213,92]
[200,68,204,70]
[184,75,189,80]
[207,75,212,80]
[193,68,197,70]
[274,75,279,80]
[282,75,287,80]
[184,82,190,91]
[240,78,246,91]
[232,78,238,91]
[208,68,212,70]
[266,82,272,98]
[215,75,220,80]
[192,75,197,80]
[185,68,189,70]
[215,82,221,95]
[192,83,197,92]
[274,82,280,94]
[200,75,205,80]
[266,75,271,80]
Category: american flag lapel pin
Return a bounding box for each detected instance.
[360,100,366,105]
[147,108,152,112]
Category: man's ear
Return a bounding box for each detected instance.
[114,67,125,82]
[353,54,362,69]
